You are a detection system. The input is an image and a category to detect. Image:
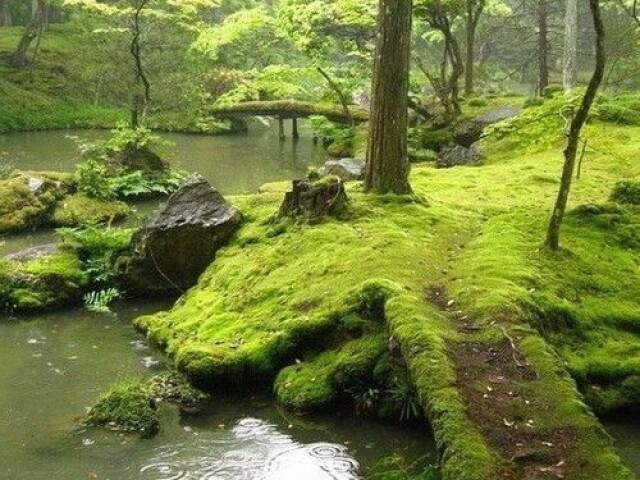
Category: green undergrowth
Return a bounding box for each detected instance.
[86,372,209,437]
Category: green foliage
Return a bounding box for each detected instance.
[370,454,440,480]
[611,179,640,205]
[542,85,563,99]
[0,157,14,180]
[594,93,640,126]
[83,288,121,313]
[57,224,135,286]
[409,126,454,153]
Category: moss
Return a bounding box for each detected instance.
[86,380,159,437]
[274,334,387,411]
[52,194,130,227]
[0,171,75,233]
[133,121,640,478]
[86,372,209,437]
[0,251,89,312]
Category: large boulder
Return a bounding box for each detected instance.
[437,144,483,169]
[123,175,241,296]
[454,106,522,147]
[322,158,364,181]
[109,145,167,172]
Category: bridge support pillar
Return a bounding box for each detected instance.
[278,116,285,141]
[292,117,299,140]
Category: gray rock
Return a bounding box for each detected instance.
[123,175,242,296]
[454,107,522,147]
[4,244,58,263]
[437,145,483,168]
[322,158,364,181]
[27,177,46,194]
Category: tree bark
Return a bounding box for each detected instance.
[464,0,485,96]
[9,0,45,68]
[545,0,605,250]
[563,0,578,93]
[1,0,12,27]
[130,0,151,128]
[538,0,549,94]
[364,0,412,194]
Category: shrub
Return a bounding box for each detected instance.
[611,180,640,205]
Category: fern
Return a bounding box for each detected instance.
[83,288,120,313]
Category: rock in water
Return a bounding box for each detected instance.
[124,175,241,296]
[322,158,364,181]
[278,177,348,220]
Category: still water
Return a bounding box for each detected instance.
[0,302,434,480]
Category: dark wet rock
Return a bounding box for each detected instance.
[322,158,364,181]
[123,175,242,296]
[437,144,483,169]
[454,107,522,147]
[4,244,58,263]
[279,177,348,220]
[109,145,167,172]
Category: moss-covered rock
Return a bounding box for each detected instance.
[52,193,130,227]
[0,171,75,233]
[86,372,209,437]
[611,179,640,206]
[0,250,89,313]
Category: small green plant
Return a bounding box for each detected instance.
[0,155,14,180]
[369,454,440,480]
[84,288,120,313]
[388,372,423,422]
[75,158,116,200]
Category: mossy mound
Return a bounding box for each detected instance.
[86,372,209,437]
[52,194,130,227]
[611,179,640,206]
[0,250,88,312]
[0,171,75,233]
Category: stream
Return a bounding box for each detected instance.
[0,124,437,479]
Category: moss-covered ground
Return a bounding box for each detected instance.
[134,106,639,479]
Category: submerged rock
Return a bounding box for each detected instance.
[278,177,348,220]
[108,145,167,172]
[437,144,483,169]
[322,158,364,181]
[123,175,242,296]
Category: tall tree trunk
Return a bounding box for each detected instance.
[545,0,605,250]
[364,0,412,195]
[1,0,12,27]
[538,0,549,94]
[130,0,151,128]
[563,0,578,93]
[464,12,476,96]
[10,0,45,68]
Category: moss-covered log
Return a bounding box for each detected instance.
[208,100,369,124]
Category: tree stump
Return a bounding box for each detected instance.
[278,177,348,220]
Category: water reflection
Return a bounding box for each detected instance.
[138,418,360,480]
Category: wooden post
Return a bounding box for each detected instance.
[292,117,299,140]
[278,116,285,141]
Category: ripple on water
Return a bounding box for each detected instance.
[138,419,361,480]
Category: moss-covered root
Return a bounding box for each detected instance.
[85,372,210,437]
[274,334,388,412]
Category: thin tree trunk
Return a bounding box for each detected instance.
[1,0,12,27]
[130,0,151,128]
[563,0,578,93]
[538,0,549,94]
[364,0,412,195]
[545,0,605,250]
[10,0,45,68]
[465,14,476,96]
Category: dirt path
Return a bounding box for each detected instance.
[427,286,606,480]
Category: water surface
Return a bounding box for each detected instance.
[0,302,435,480]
